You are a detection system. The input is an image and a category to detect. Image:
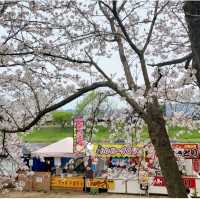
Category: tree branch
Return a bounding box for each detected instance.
[99,2,137,90]
[0,51,34,56]
[148,53,192,67]
[84,51,112,82]
[112,1,141,56]
[143,1,159,52]
[143,1,170,52]
[108,82,146,119]
[0,51,92,65]
[42,52,92,64]
[88,92,109,142]
[111,1,150,91]
[3,23,29,45]
[117,0,127,13]
[153,68,163,88]
[99,1,141,56]
[0,81,110,133]
[18,79,41,112]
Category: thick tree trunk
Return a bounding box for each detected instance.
[184,2,200,88]
[145,98,187,197]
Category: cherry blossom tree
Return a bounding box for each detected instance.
[151,2,200,92]
[0,0,196,196]
[183,2,200,89]
[74,90,119,142]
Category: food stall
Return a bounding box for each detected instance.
[86,142,200,196]
[139,143,200,196]
[86,143,147,194]
[31,137,85,190]
[146,143,200,196]
[29,113,200,197]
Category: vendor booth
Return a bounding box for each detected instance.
[87,143,149,194]
[87,143,200,196]
[27,135,200,196]
[31,137,85,190]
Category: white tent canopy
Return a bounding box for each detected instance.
[31,137,83,158]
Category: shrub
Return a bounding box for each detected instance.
[52,111,73,127]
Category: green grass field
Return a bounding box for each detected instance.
[21,126,110,144]
[21,125,200,144]
[21,127,73,143]
[140,125,200,143]
[168,126,200,142]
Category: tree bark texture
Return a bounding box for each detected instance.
[184,1,200,88]
[145,98,187,197]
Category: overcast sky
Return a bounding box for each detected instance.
[63,53,127,110]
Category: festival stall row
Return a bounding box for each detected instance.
[87,142,200,196]
[25,138,200,196]
[19,116,200,196]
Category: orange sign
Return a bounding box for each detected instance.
[172,144,198,150]
[51,176,84,188]
[86,179,115,190]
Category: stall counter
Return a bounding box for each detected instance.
[126,179,146,195]
[51,176,84,190]
[107,178,126,193]
[85,178,115,190]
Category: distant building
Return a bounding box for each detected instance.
[165,102,199,119]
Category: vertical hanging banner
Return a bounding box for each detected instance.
[73,116,85,153]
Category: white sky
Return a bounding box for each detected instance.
[63,53,127,110]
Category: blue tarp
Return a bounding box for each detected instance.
[32,157,72,171]
[32,157,54,171]
[61,157,71,167]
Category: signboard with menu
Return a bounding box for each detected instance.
[172,143,199,159]
[93,144,143,157]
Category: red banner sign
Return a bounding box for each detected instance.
[153,176,196,188]
[192,159,200,173]
[172,144,199,150]
[153,176,165,186]
[73,117,84,152]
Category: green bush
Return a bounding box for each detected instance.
[52,111,73,127]
[90,188,99,195]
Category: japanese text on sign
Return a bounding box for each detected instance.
[153,176,196,188]
[172,144,199,159]
[93,144,142,157]
[51,177,84,188]
[73,117,84,152]
[86,179,115,190]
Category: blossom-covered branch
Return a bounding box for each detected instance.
[148,53,192,67]
[0,81,110,133]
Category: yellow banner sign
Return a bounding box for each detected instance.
[51,176,84,188]
[86,179,115,190]
[93,144,143,157]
